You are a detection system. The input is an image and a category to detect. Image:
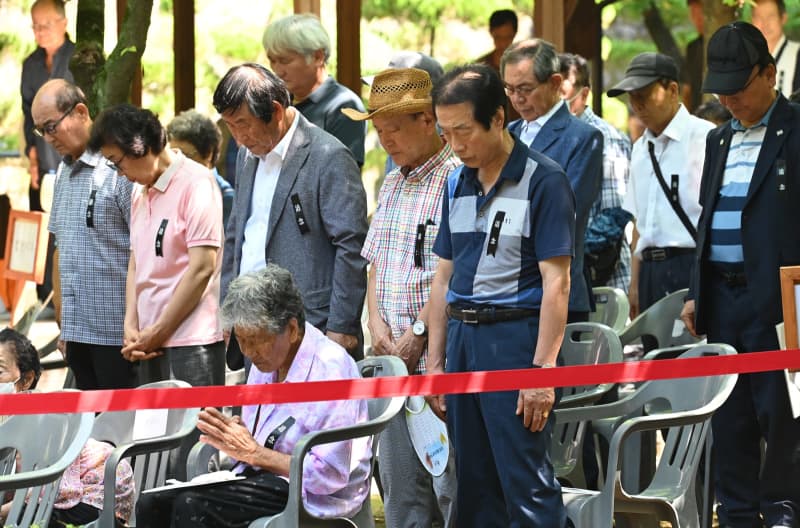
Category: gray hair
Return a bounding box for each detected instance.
[221,265,306,334]
[500,39,560,83]
[262,14,331,64]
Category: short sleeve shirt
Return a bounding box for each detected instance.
[48,150,132,346]
[361,144,460,374]
[130,152,223,346]
[433,136,576,309]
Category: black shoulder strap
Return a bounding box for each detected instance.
[647,141,698,241]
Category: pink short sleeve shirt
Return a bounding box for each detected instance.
[130,153,223,346]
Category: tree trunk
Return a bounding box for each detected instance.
[643,1,688,77]
[704,0,738,44]
[101,0,153,110]
[72,0,153,114]
[71,0,106,116]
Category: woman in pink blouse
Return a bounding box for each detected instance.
[136,265,372,527]
[0,329,134,527]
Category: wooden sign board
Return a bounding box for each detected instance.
[780,266,800,350]
[2,210,49,284]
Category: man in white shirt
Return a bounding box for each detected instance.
[608,53,714,326]
[213,63,368,362]
[752,0,800,97]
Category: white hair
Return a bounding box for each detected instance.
[262,14,331,64]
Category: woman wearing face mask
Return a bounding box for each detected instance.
[0,328,135,527]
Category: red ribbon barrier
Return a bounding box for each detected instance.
[1,349,799,415]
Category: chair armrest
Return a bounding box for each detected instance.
[186,442,220,480]
[283,394,405,523]
[557,385,613,409]
[599,407,714,497]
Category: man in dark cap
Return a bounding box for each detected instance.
[608,53,713,324]
[681,21,800,528]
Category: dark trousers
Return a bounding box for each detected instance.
[135,471,289,528]
[638,252,694,350]
[138,341,226,481]
[65,342,137,390]
[445,318,566,528]
[707,274,800,528]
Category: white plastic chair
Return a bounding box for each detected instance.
[0,412,94,528]
[187,355,407,528]
[556,343,737,528]
[589,287,629,333]
[619,288,699,351]
[86,380,200,528]
[552,322,624,489]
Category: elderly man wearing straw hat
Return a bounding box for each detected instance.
[343,68,459,527]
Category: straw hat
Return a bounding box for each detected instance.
[342,68,432,121]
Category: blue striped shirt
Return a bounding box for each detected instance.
[709,98,778,264]
[433,136,575,309]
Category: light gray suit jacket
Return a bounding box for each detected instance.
[221,112,368,336]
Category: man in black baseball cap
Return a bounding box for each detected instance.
[607,52,679,97]
[607,51,714,333]
[682,20,800,528]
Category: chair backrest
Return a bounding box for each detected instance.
[90,380,200,527]
[559,322,624,406]
[623,344,737,495]
[0,412,94,528]
[552,322,623,487]
[589,287,629,333]
[619,288,698,349]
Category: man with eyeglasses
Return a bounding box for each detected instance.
[607,53,714,326]
[31,79,136,391]
[503,39,603,324]
[21,0,73,309]
[21,0,73,211]
[681,22,800,528]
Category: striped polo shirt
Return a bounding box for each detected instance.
[433,136,576,309]
[709,97,778,265]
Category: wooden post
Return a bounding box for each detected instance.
[174,0,195,113]
[534,1,565,50]
[336,1,362,98]
[293,0,320,15]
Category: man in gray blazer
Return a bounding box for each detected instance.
[213,63,368,361]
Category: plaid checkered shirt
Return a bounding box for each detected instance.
[579,107,633,291]
[362,144,459,374]
[48,150,132,345]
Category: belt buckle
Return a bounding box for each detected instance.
[650,248,667,261]
[461,308,479,324]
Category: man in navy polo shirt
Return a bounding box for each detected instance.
[426,64,574,528]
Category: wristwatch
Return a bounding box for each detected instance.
[412,320,427,337]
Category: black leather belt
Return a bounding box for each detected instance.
[712,267,747,287]
[447,304,539,324]
[641,247,695,262]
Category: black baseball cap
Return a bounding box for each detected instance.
[607,52,679,97]
[702,22,773,95]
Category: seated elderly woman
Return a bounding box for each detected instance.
[0,328,134,527]
[136,264,372,527]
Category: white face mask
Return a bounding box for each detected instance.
[0,378,19,394]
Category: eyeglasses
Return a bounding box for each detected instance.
[33,103,77,137]
[504,82,540,97]
[31,17,64,32]
[105,153,127,172]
